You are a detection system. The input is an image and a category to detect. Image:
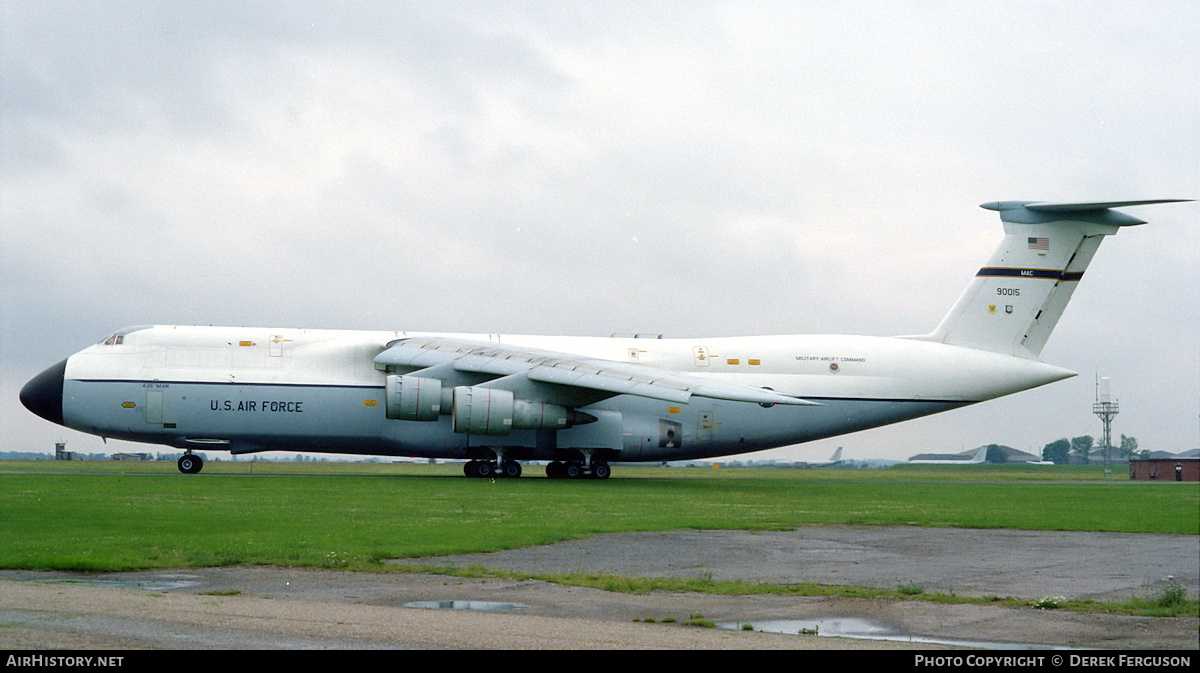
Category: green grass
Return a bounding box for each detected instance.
[1,460,1195,616]
[0,458,1154,481]
[2,461,1194,569]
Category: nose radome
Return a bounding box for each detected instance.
[20,359,67,426]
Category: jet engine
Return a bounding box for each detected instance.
[385,375,595,435]
[385,374,442,421]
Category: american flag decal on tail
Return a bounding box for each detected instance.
[1028,237,1049,251]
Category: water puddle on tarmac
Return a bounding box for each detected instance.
[402,600,530,612]
[717,617,1070,650]
[43,574,202,592]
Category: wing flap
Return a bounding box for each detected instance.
[526,365,693,404]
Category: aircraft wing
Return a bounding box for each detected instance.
[373,336,817,408]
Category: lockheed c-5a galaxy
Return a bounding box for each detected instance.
[20,200,1187,478]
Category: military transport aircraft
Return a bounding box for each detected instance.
[20,200,1187,478]
[793,447,844,469]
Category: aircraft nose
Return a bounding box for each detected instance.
[20,359,67,426]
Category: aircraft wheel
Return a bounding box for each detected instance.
[501,461,522,478]
[564,462,582,479]
[178,454,203,474]
[465,460,491,478]
[546,461,563,479]
[591,462,611,480]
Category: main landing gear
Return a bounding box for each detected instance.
[546,459,610,480]
[462,458,612,479]
[177,452,204,474]
[464,459,522,479]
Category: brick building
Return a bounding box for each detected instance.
[1129,458,1199,482]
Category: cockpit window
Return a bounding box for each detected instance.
[97,326,151,345]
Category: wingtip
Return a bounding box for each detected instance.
[758,392,823,407]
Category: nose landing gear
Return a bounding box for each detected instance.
[177,452,204,474]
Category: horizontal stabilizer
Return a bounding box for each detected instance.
[980,200,1191,226]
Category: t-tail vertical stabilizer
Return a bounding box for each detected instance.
[923,200,1189,359]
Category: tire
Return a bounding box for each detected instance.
[178,455,202,474]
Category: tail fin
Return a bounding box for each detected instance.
[923,200,1188,359]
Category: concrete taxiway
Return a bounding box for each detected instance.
[1,527,1196,649]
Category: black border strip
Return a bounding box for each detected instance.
[976,267,1084,281]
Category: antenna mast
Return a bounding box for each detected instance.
[1092,377,1119,475]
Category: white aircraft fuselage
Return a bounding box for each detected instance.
[19,200,1186,478]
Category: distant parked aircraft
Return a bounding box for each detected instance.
[795,447,844,468]
[908,445,990,465]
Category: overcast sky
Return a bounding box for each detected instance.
[3,1,1197,463]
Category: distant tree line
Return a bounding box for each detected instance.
[1040,434,1140,465]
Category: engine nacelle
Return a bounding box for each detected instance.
[385,375,442,421]
[452,386,513,435]
[387,378,595,436]
[451,386,588,436]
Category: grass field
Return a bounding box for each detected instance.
[3,460,1195,618]
[2,460,1195,574]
